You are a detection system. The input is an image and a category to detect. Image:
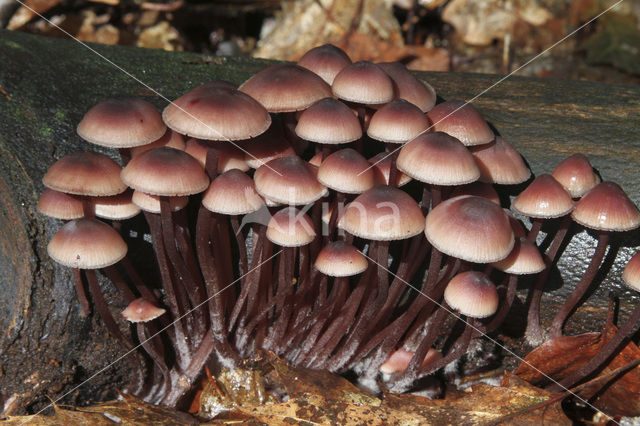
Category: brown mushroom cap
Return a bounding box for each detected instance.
[254,156,327,205]
[298,44,352,85]
[43,151,127,197]
[444,271,499,318]
[571,182,640,231]
[93,190,141,220]
[427,100,494,146]
[551,153,600,198]
[622,251,640,292]
[243,126,296,169]
[314,241,368,277]
[295,98,362,144]
[369,152,412,187]
[121,298,166,323]
[202,169,264,215]
[163,83,271,141]
[131,190,189,213]
[185,138,249,173]
[450,182,500,206]
[77,98,166,148]
[338,185,424,241]
[130,129,185,158]
[317,148,376,194]
[332,61,394,105]
[266,207,316,247]
[377,61,436,112]
[367,99,430,144]
[470,136,531,185]
[38,189,84,220]
[491,237,545,275]
[48,218,127,269]
[425,195,514,263]
[512,174,574,219]
[239,64,333,112]
[397,131,480,185]
[121,147,209,196]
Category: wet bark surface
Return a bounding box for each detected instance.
[0,28,638,413]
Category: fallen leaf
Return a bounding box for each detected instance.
[515,322,640,417]
[4,393,197,424]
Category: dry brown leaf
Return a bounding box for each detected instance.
[515,323,640,417]
[4,393,197,425]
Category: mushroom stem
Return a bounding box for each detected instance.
[144,211,190,362]
[483,273,518,333]
[392,317,475,390]
[525,216,572,345]
[103,265,137,303]
[160,196,207,339]
[72,267,91,317]
[137,323,171,399]
[230,215,248,277]
[549,231,610,338]
[304,264,374,369]
[85,269,133,349]
[546,300,640,392]
[195,206,239,364]
[527,218,543,243]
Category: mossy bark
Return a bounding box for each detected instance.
[0,29,638,413]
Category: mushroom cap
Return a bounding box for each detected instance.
[512,174,574,219]
[317,148,376,194]
[48,218,127,269]
[131,190,189,213]
[38,189,84,220]
[622,251,640,292]
[367,99,430,144]
[470,136,531,185]
[130,129,185,158]
[295,98,362,144]
[397,131,480,185]
[332,61,394,105]
[338,185,424,241]
[377,61,436,112]
[425,195,514,263]
[369,152,412,187]
[266,207,316,247]
[379,348,442,374]
[314,241,368,277]
[298,44,352,85]
[491,237,545,275]
[243,126,296,169]
[121,147,209,196]
[254,156,327,205]
[202,169,264,215]
[43,151,127,197]
[450,181,500,206]
[93,190,141,220]
[77,98,166,148]
[239,64,333,112]
[444,271,499,318]
[121,298,166,323]
[551,153,600,198]
[427,100,494,146]
[571,182,640,231]
[184,138,249,173]
[163,83,271,141]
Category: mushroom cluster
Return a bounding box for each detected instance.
[39,43,640,405]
